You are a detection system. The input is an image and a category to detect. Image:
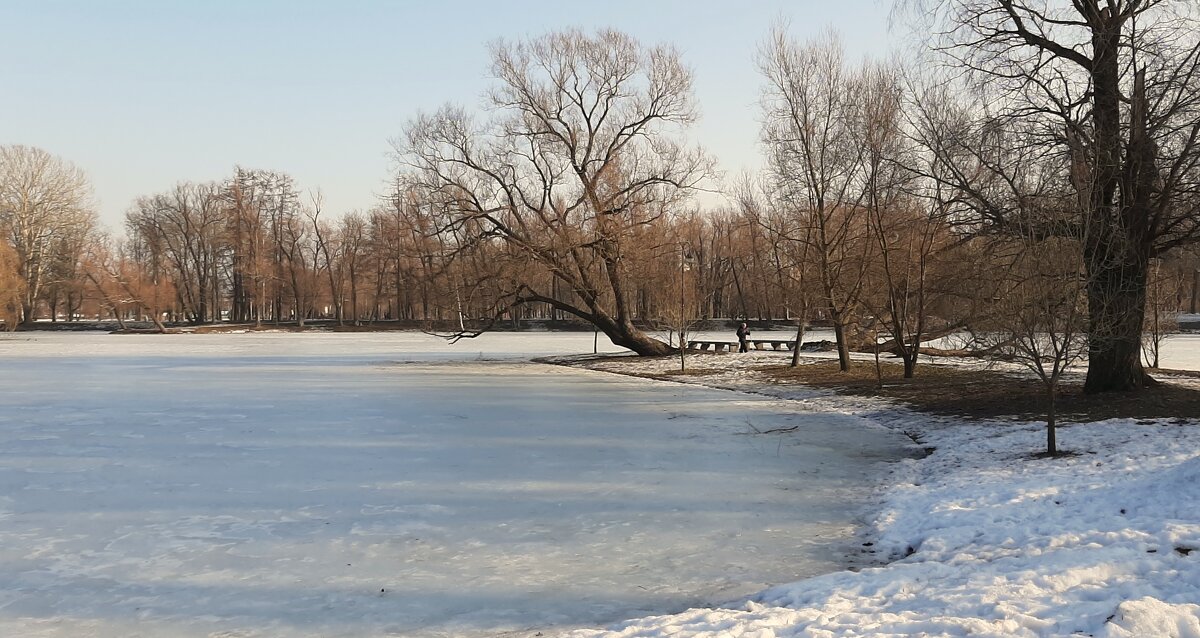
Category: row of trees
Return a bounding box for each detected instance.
[394,1,1200,396]
[2,1,1199,404]
[6,147,926,332]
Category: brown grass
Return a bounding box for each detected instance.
[759,360,1200,423]
[658,367,721,377]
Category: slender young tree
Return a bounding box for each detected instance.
[339,212,369,325]
[758,28,872,371]
[736,180,817,368]
[972,227,1089,457]
[858,61,947,378]
[309,194,346,325]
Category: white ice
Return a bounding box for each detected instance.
[0,332,916,637]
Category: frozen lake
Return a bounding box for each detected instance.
[0,332,915,637]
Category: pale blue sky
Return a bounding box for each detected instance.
[1,0,903,230]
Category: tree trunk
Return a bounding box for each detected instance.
[730,260,749,320]
[597,313,672,356]
[902,350,917,379]
[350,271,360,326]
[1046,384,1057,456]
[831,315,851,372]
[1083,255,1152,393]
[557,296,669,356]
[790,314,807,367]
[1081,14,1153,394]
[874,339,883,389]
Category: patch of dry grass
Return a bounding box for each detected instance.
[759,360,1200,423]
[658,367,720,377]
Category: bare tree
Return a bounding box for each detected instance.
[277,197,319,326]
[857,61,954,378]
[83,231,172,332]
[736,180,819,367]
[0,145,95,325]
[126,182,226,324]
[971,227,1089,457]
[758,28,872,371]
[396,28,713,355]
[908,0,1200,392]
[0,230,24,330]
[339,213,369,324]
[654,237,707,371]
[225,168,273,324]
[80,231,129,330]
[309,194,345,324]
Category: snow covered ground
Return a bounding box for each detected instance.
[1160,333,1200,372]
[0,332,915,637]
[567,353,1200,638]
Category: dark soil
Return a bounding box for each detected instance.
[758,360,1200,424]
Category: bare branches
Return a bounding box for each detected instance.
[393,29,714,355]
[758,28,876,371]
[0,145,95,324]
[910,0,1200,392]
[126,181,234,324]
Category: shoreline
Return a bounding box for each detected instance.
[543,353,926,574]
[0,332,917,638]
[552,352,1200,638]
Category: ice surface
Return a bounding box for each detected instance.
[0,332,915,637]
[1159,333,1200,372]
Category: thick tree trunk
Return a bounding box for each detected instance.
[1080,16,1155,394]
[599,315,673,356]
[1084,256,1152,393]
[902,351,917,379]
[519,283,673,357]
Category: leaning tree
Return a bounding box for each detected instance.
[396,28,712,355]
[912,0,1200,392]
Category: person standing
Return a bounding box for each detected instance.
[736,322,751,353]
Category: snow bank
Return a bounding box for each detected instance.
[569,355,1200,638]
